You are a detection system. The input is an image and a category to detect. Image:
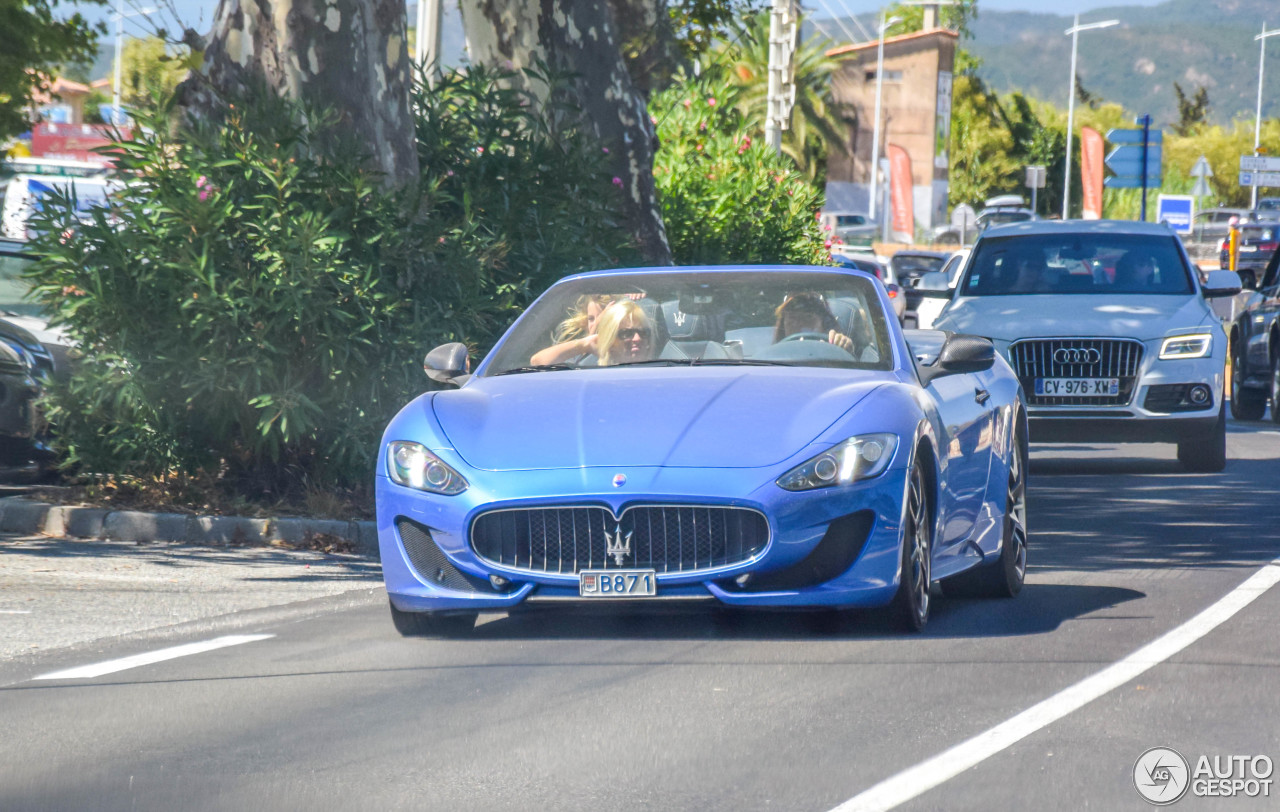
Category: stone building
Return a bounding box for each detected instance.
[824,27,957,235]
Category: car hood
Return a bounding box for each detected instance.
[432,368,889,471]
[937,295,1213,341]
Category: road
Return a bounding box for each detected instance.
[2,421,1279,811]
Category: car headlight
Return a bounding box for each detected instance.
[777,433,898,491]
[387,441,468,495]
[1159,333,1213,360]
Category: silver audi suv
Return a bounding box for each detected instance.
[928,221,1240,471]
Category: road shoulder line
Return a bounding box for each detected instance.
[830,555,1280,812]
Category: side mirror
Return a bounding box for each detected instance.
[1201,270,1243,299]
[424,342,470,385]
[919,333,995,385]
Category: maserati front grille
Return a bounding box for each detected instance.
[470,505,769,575]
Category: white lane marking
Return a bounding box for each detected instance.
[831,555,1280,812]
[0,610,32,614]
[32,634,275,681]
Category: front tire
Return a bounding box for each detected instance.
[889,462,932,631]
[1230,342,1266,421]
[389,600,477,637]
[1177,402,1227,472]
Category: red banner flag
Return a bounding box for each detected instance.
[1080,126,1104,220]
[887,144,914,240]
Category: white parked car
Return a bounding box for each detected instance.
[928,221,1240,471]
[913,248,969,330]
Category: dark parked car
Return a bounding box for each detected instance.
[0,239,68,464]
[1219,220,1280,290]
[1193,207,1253,246]
[1229,245,1280,421]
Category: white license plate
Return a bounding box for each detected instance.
[1240,245,1258,252]
[1036,378,1120,396]
[579,569,657,598]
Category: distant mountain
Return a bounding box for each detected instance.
[813,0,1280,128]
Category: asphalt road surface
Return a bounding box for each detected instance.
[3,420,1280,811]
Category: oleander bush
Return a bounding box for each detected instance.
[26,68,633,498]
[651,75,828,266]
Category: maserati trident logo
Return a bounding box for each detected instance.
[605,523,633,566]
[1053,347,1101,365]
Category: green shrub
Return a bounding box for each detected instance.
[27,71,633,496]
[651,76,828,265]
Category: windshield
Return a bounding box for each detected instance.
[890,254,946,280]
[978,210,1033,228]
[482,270,894,375]
[0,249,39,317]
[959,233,1194,296]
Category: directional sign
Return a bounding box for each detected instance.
[1240,170,1280,187]
[1106,128,1164,145]
[1191,155,1214,178]
[1240,155,1280,173]
[1104,145,1162,178]
[1105,176,1148,189]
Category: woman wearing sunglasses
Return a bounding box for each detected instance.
[595,299,655,366]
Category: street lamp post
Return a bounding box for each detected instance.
[1252,23,1280,208]
[868,13,901,221]
[1062,15,1118,219]
[111,0,158,125]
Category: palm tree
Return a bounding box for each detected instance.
[711,11,853,181]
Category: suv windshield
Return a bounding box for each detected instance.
[960,234,1194,296]
[483,270,893,375]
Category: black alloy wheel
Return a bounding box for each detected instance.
[1177,401,1228,472]
[947,418,1028,598]
[890,462,932,631]
[1231,342,1267,421]
[389,600,477,637]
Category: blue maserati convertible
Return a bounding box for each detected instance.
[376,266,1028,633]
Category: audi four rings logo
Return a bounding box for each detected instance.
[1053,347,1101,365]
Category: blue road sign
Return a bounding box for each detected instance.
[1104,177,1147,189]
[1106,128,1164,145]
[1105,145,1163,178]
[1156,195,1193,234]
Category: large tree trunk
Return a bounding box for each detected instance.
[183,0,418,187]
[459,0,672,264]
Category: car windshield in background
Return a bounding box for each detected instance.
[835,215,868,227]
[978,210,1033,227]
[483,270,893,375]
[0,249,39,317]
[959,233,1193,296]
[890,254,946,279]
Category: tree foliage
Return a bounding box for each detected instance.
[1173,82,1210,136]
[25,69,633,494]
[651,76,827,265]
[0,0,105,141]
[711,11,851,182]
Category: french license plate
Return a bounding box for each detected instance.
[1035,377,1120,396]
[579,569,657,598]
[1240,245,1258,252]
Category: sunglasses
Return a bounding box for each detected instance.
[618,328,651,341]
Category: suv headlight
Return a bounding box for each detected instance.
[777,434,898,491]
[1159,333,1212,360]
[387,441,468,495]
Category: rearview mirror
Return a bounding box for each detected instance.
[424,342,470,386]
[918,333,995,385]
[1201,270,1242,299]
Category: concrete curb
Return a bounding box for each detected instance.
[0,497,379,559]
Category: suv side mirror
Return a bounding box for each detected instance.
[424,342,470,386]
[1201,270,1243,298]
[918,333,995,385]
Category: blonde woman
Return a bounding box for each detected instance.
[529,294,614,366]
[595,299,655,366]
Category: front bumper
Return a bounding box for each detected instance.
[997,337,1224,445]
[378,462,912,613]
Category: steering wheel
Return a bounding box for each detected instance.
[780,332,829,343]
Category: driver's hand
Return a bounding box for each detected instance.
[828,330,854,352]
